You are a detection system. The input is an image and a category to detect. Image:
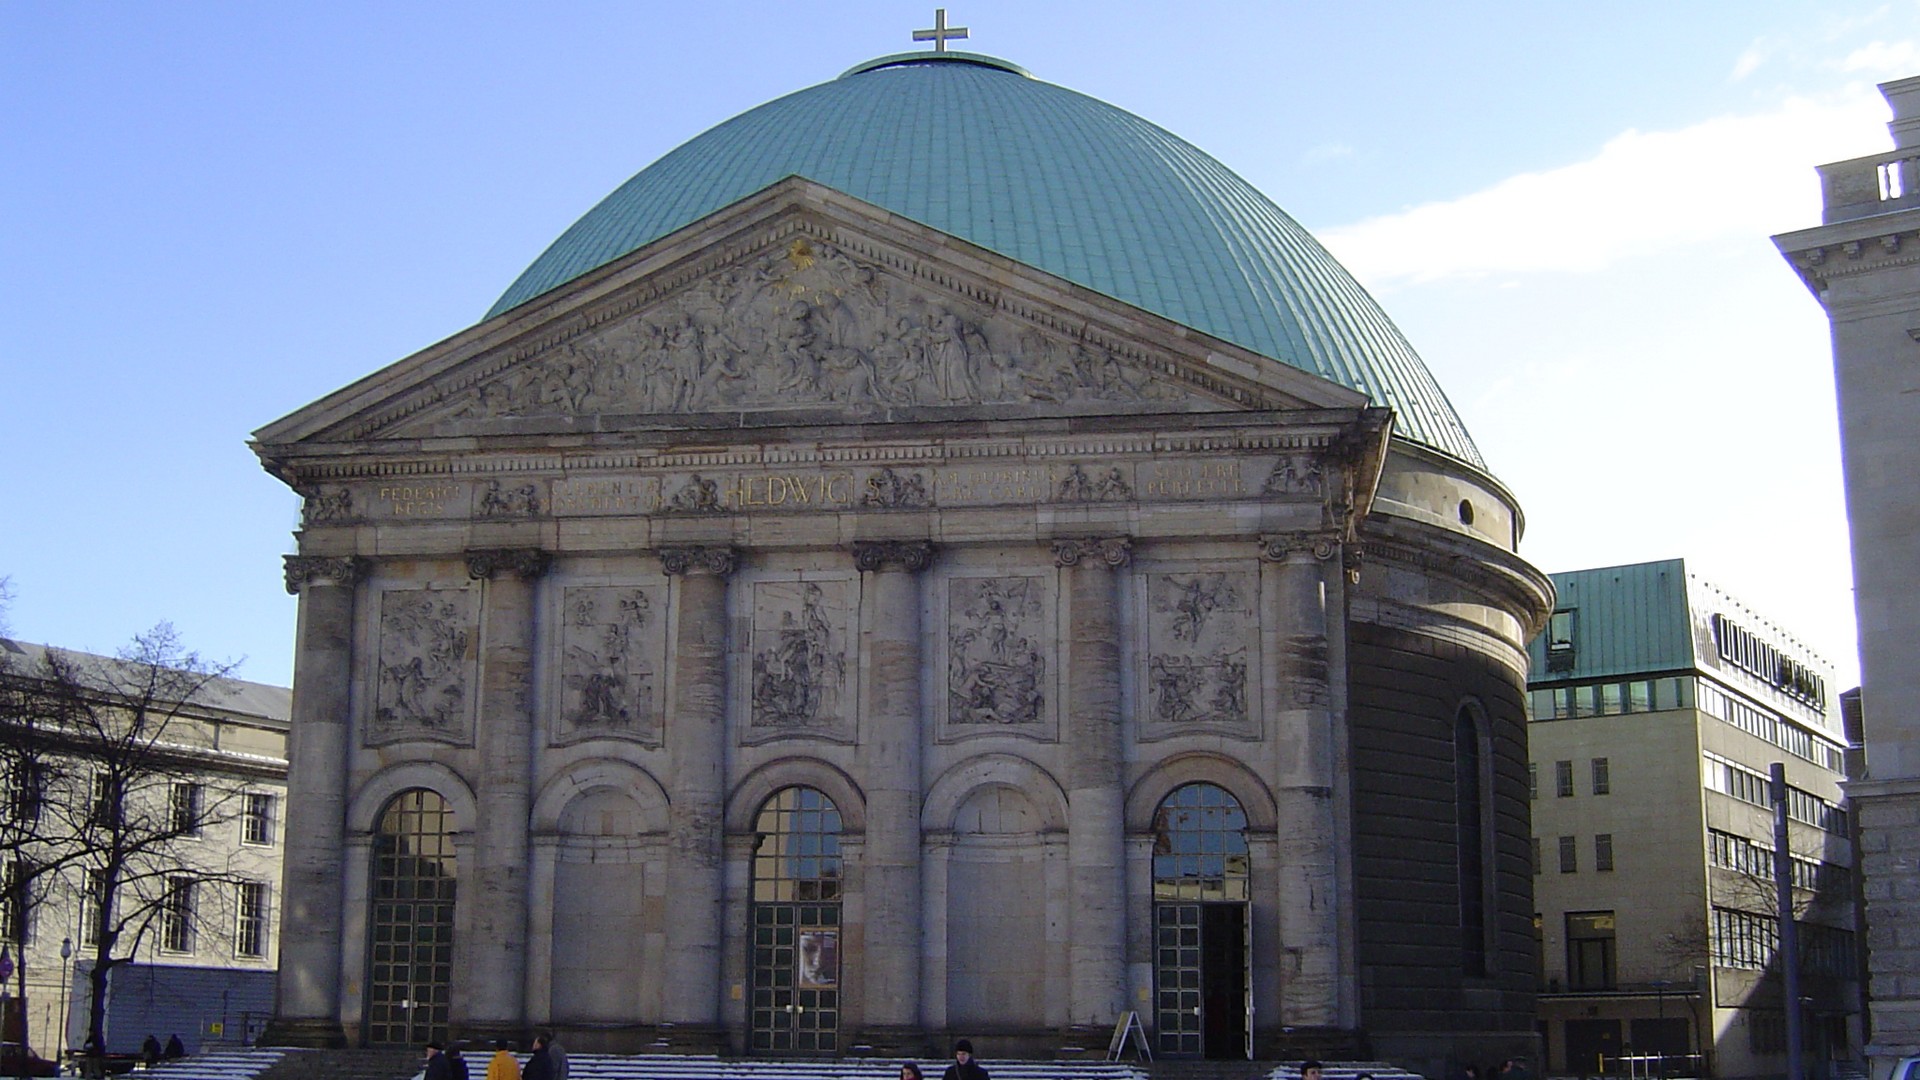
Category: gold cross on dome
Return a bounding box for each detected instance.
[912,8,969,53]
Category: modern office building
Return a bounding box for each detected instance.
[1527,560,1859,1080]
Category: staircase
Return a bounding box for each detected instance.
[255,1048,423,1080]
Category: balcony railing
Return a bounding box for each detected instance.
[1820,150,1920,223]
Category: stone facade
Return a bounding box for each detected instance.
[1776,75,1920,1079]
[254,179,1550,1069]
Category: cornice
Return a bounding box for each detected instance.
[1359,515,1554,636]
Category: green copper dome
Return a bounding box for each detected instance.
[488,53,1484,467]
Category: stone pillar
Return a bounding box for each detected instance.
[265,555,364,1048]
[658,545,738,1043]
[1260,535,1341,1028]
[460,548,549,1040]
[851,540,934,1040]
[1055,536,1132,1030]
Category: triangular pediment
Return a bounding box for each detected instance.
[255,178,1366,453]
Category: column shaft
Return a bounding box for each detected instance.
[853,541,931,1031]
[464,549,546,1032]
[660,548,735,1029]
[1264,539,1340,1026]
[270,556,362,1046]
[1059,537,1130,1028]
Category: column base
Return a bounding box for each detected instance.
[258,1017,348,1049]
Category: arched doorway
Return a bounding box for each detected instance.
[749,786,842,1053]
[1152,782,1251,1060]
[365,789,456,1047]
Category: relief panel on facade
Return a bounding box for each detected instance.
[746,579,854,740]
[556,585,668,745]
[943,575,1055,738]
[371,586,479,745]
[424,238,1197,429]
[1141,570,1257,736]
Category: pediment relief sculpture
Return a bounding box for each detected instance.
[395,238,1215,435]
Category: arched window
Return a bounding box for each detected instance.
[1456,705,1489,977]
[1151,782,1250,1059]
[749,786,842,1053]
[366,789,456,1046]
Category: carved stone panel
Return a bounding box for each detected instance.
[1139,569,1258,738]
[941,574,1056,740]
[406,238,1200,434]
[370,585,479,745]
[555,585,668,746]
[745,579,854,741]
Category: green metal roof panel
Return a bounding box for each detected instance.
[1529,559,1701,682]
[484,55,1485,468]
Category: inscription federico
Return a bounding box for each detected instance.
[379,483,464,517]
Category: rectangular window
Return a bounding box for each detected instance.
[1599,683,1624,715]
[79,869,104,946]
[0,860,27,944]
[1529,764,1539,801]
[1556,760,1575,798]
[1595,833,1615,872]
[1629,680,1653,712]
[1559,835,1578,873]
[1592,757,1611,796]
[1566,910,1617,990]
[170,782,202,836]
[235,881,267,958]
[91,773,120,827]
[5,762,41,823]
[161,876,195,952]
[1533,836,1542,876]
[242,793,275,846]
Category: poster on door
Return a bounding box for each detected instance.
[797,930,839,989]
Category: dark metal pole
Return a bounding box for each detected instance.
[1772,762,1804,1080]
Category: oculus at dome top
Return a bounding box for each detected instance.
[485,45,1486,468]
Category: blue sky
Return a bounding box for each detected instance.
[2,1,1912,687]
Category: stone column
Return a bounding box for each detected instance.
[1055,536,1132,1030]
[1260,535,1341,1027]
[658,545,738,1042]
[851,540,934,1039]
[461,548,550,1040]
[266,555,364,1048]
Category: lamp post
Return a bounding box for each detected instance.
[56,940,70,1066]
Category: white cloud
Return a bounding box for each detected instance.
[1842,39,1920,72]
[1302,142,1354,165]
[1731,42,1771,81]
[1320,90,1892,287]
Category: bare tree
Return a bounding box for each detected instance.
[0,625,264,1064]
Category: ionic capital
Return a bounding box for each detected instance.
[1051,536,1132,569]
[465,548,552,581]
[283,555,366,595]
[851,540,936,573]
[1258,534,1338,564]
[657,545,740,578]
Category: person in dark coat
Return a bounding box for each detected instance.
[446,1045,470,1080]
[942,1039,988,1080]
[424,1043,451,1080]
[142,1036,162,1070]
[522,1038,553,1080]
[163,1036,185,1060]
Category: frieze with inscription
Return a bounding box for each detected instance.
[430,239,1192,427]
[947,576,1049,727]
[557,585,665,744]
[748,580,852,737]
[1143,571,1254,730]
[372,586,477,743]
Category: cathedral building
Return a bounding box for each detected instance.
[253,45,1550,1071]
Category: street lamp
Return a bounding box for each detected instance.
[56,940,71,1065]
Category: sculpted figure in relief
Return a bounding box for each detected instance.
[375,589,473,735]
[1263,454,1325,498]
[1146,572,1252,726]
[948,577,1047,726]
[479,479,541,517]
[560,587,658,737]
[302,487,354,526]
[861,466,931,509]
[450,239,1194,422]
[751,582,848,730]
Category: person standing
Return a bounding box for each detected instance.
[485,1041,520,1080]
[1301,1060,1325,1080]
[522,1038,552,1080]
[424,1043,451,1080]
[942,1039,988,1080]
[141,1036,161,1070]
[532,1032,567,1080]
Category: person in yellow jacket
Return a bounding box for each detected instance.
[485,1041,521,1080]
